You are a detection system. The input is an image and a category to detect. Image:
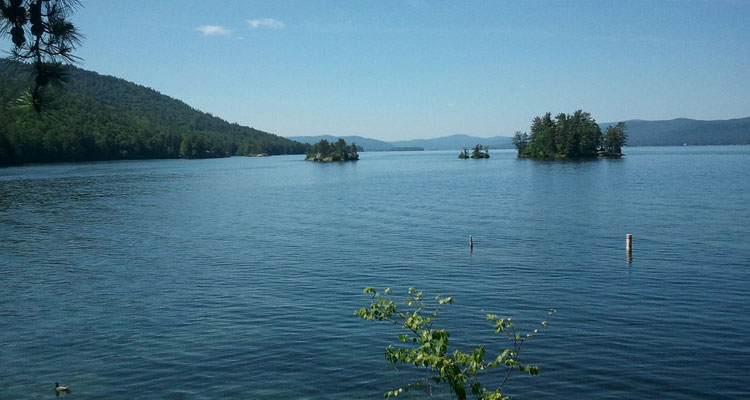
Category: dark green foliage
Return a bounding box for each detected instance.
[512,131,529,154]
[291,135,388,151]
[458,147,469,159]
[515,110,605,158]
[305,138,359,162]
[0,59,307,166]
[471,144,490,159]
[603,122,628,155]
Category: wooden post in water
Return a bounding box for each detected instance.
[626,234,633,253]
[469,235,473,252]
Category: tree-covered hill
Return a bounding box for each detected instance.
[0,59,307,166]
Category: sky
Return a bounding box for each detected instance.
[5,0,750,141]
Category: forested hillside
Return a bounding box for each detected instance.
[0,60,306,166]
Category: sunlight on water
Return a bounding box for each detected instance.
[1,147,749,399]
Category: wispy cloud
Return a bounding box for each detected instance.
[247,18,285,30]
[196,25,231,36]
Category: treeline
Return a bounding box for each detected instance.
[0,59,307,166]
[512,110,627,158]
[305,138,359,161]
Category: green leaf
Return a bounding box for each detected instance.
[356,287,554,399]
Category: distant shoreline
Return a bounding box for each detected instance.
[4,144,749,169]
[288,117,750,152]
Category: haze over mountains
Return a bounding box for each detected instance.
[287,134,515,151]
[601,118,750,146]
[291,117,750,151]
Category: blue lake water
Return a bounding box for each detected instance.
[1,147,749,399]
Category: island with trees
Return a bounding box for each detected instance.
[305,138,359,162]
[459,144,490,159]
[512,110,627,159]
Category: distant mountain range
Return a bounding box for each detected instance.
[390,134,514,151]
[601,117,750,146]
[291,117,750,152]
[288,134,514,151]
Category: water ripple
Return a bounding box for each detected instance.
[1,150,749,399]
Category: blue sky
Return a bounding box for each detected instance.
[6,0,750,141]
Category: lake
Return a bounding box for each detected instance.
[1,147,749,399]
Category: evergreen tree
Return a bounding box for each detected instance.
[604,122,628,155]
[517,110,603,159]
[512,131,529,154]
[1,0,82,112]
[471,144,482,158]
[305,138,358,162]
[469,144,489,159]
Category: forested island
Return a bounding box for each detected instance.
[512,110,627,158]
[288,135,425,152]
[0,60,307,166]
[305,138,359,162]
[458,144,490,159]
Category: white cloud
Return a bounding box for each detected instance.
[196,25,231,36]
[247,18,285,30]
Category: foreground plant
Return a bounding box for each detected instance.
[356,287,555,400]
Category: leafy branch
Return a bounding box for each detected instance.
[356,287,556,400]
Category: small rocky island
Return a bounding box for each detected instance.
[459,144,490,159]
[305,138,359,162]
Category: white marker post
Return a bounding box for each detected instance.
[626,234,633,263]
[626,234,632,252]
